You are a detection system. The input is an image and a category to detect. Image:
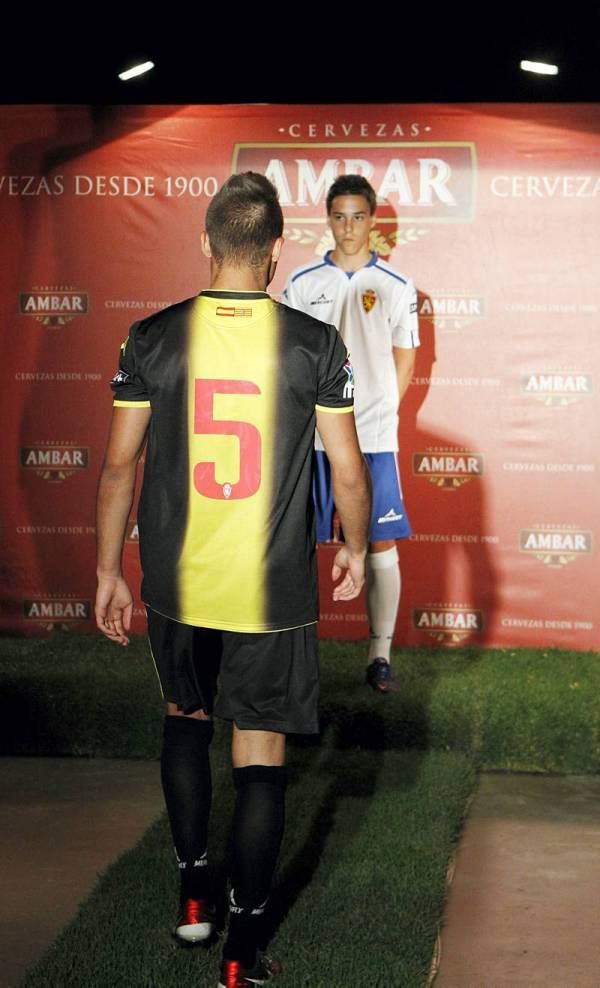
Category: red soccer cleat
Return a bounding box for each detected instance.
[173,897,216,944]
[218,952,282,987]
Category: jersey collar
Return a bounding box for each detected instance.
[199,290,270,300]
[323,250,378,279]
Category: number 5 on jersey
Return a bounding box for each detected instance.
[193,379,262,500]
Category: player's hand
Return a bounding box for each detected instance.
[331,546,366,601]
[95,575,133,645]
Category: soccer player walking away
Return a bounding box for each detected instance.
[95,172,370,988]
[284,175,419,693]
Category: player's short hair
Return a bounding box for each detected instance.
[326,175,377,215]
[205,171,283,267]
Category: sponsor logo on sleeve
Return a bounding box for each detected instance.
[342,359,354,399]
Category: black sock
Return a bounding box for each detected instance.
[160,715,214,902]
[223,764,287,967]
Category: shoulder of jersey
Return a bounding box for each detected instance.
[276,296,332,333]
[370,255,412,287]
[134,296,197,332]
[286,257,331,287]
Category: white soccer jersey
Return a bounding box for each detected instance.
[283,250,419,452]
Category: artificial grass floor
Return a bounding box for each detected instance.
[2,635,599,773]
[5,635,599,985]
[20,745,475,988]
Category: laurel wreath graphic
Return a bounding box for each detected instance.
[386,228,430,249]
[283,228,322,246]
[284,227,430,258]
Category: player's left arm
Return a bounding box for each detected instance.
[392,276,419,405]
[96,405,151,645]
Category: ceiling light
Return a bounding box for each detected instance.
[118,61,155,82]
[520,60,558,76]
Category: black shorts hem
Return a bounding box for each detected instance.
[214,712,319,735]
[163,695,213,716]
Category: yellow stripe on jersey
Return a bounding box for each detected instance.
[177,296,277,631]
[315,404,354,414]
[113,399,152,407]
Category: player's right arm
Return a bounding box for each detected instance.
[96,405,150,645]
[316,408,371,600]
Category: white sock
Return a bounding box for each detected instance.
[367,547,400,664]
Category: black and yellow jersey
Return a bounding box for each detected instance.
[111,290,354,633]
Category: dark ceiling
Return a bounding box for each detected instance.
[1,14,598,105]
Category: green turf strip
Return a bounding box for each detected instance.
[8,635,597,984]
[20,743,475,988]
[1,635,599,772]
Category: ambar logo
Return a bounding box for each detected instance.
[413,606,483,644]
[232,142,476,225]
[20,289,88,326]
[520,528,593,567]
[21,443,89,482]
[418,293,484,331]
[413,450,484,489]
[24,597,91,629]
[521,373,593,407]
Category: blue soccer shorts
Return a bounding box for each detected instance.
[313,450,412,543]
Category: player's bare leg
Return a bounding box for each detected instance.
[365,538,400,692]
[231,727,285,768]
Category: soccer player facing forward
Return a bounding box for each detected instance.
[95,172,370,988]
[283,175,419,692]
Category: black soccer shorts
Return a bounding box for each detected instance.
[146,607,320,734]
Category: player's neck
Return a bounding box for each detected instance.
[330,246,372,273]
[210,264,269,293]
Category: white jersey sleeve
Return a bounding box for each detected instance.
[282,274,308,314]
[391,276,420,349]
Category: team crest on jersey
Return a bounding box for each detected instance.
[362,289,377,313]
[223,483,233,499]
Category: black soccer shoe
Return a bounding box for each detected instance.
[365,657,392,692]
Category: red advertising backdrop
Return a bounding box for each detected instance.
[1,104,598,649]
